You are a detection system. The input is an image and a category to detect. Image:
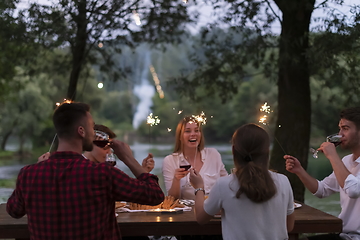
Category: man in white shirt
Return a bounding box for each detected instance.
[285,107,360,240]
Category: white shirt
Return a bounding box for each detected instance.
[204,172,294,240]
[314,154,360,239]
[162,148,228,200]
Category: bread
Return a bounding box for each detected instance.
[126,195,185,210]
[115,202,126,209]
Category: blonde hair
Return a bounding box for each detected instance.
[173,116,205,153]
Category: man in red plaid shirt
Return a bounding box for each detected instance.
[6,102,164,240]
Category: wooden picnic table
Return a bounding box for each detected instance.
[0,202,342,240]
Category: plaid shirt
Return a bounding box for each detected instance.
[7,151,164,240]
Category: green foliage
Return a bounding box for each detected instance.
[25,0,197,99]
[0,150,14,158]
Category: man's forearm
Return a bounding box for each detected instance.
[296,169,319,194]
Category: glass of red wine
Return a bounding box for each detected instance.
[180,165,191,171]
[106,151,116,167]
[179,158,192,188]
[93,130,110,148]
[310,133,342,158]
[93,140,110,148]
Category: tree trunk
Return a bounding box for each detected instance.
[271,0,315,202]
[67,0,88,101]
[1,130,12,151]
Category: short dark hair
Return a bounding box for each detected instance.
[340,107,360,130]
[53,102,90,139]
[94,124,117,139]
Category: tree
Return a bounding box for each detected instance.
[26,0,197,100]
[0,0,37,101]
[171,1,360,201]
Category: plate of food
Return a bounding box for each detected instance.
[294,202,302,209]
[115,196,192,213]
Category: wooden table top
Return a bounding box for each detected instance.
[0,202,342,238]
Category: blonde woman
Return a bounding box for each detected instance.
[162,116,228,200]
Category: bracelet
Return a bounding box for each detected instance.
[194,188,205,195]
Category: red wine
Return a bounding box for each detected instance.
[331,141,342,147]
[106,161,116,167]
[180,165,191,171]
[93,140,109,148]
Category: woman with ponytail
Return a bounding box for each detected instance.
[190,123,295,240]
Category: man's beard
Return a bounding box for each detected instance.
[83,138,93,152]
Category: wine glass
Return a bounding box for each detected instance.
[93,130,110,148]
[179,158,192,188]
[310,133,342,158]
[106,150,116,167]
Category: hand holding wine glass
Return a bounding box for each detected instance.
[179,157,192,187]
[310,133,342,158]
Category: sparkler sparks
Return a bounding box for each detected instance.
[260,102,271,114]
[258,102,286,154]
[147,113,160,126]
[191,111,207,125]
[56,99,72,106]
[259,115,268,125]
[259,102,271,125]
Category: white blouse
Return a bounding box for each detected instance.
[162,148,228,200]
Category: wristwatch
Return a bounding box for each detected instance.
[194,188,205,195]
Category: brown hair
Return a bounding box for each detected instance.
[232,123,276,203]
[53,102,90,139]
[340,107,360,130]
[173,116,205,153]
[94,124,117,139]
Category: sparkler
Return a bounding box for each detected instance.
[146,113,160,144]
[191,111,207,125]
[50,99,73,152]
[258,102,286,154]
[259,102,271,125]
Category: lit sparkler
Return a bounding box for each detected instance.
[56,99,72,106]
[258,102,286,154]
[191,111,207,125]
[147,113,160,145]
[259,102,271,125]
[147,113,160,126]
[50,99,73,152]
